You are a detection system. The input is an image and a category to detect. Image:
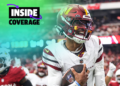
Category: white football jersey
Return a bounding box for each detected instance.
[26,73,48,86]
[42,35,106,86]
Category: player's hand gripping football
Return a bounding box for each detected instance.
[71,64,89,86]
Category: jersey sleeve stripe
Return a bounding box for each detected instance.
[96,53,104,63]
[43,61,61,71]
[98,47,102,53]
[43,51,57,61]
[42,56,61,68]
[99,38,101,45]
[42,56,59,63]
[98,46,103,58]
[43,48,54,57]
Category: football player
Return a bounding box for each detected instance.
[26,61,48,86]
[42,4,106,86]
[0,48,32,86]
[108,69,120,86]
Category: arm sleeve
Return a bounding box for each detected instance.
[95,38,106,86]
[47,66,62,86]
[42,48,62,71]
[42,48,62,86]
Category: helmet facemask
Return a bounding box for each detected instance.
[0,57,7,73]
[116,75,120,83]
[63,19,92,44]
[0,48,11,73]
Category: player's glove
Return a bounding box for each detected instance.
[107,62,116,77]
[14,57,21,67]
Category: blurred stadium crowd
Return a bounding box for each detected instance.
[66,0,120,4]
[93,24,120,36]
[104,44,120,80]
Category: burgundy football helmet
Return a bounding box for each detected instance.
[56,4,93,44]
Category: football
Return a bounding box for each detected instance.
[61,65,87,86]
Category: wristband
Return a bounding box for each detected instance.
[68,81,81,86]
[107,70,114,77]
[75,81,81,86]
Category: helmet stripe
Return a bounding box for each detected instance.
[83,7,88,15]
[60,7,68,15]
[80,5,88,15]
[60,7,73,15]
[65,7,73,15]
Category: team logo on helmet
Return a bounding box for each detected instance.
[75,15,81,18]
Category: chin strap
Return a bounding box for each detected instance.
[63,31,73,40]
[70,44,83,53]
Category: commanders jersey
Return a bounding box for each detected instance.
[26,73,48,86]
[109,80,120,86]
[42,35,106,86]
[0,66,26,86]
